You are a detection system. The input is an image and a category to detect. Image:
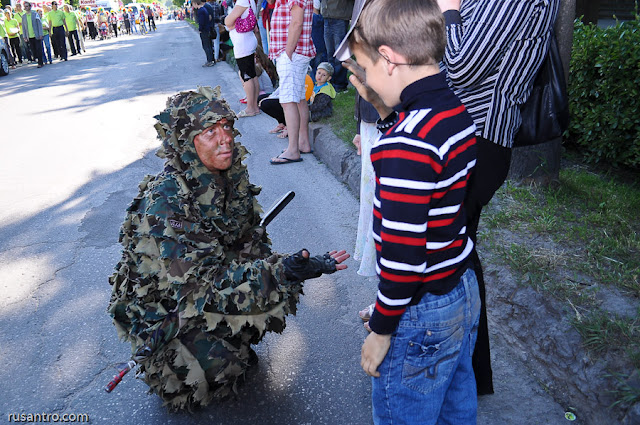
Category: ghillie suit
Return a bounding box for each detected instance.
[108,87,313,410]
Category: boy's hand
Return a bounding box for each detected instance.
[343,58,380,105]
[437,0,461,12]
[361,331,391,377]
[352,134,361,155]
[343,58,393,119]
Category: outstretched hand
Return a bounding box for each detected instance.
[298,249,349,271]
[327,250,349,270]
[283,249,350,281]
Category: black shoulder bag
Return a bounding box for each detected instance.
[514,30,570,147]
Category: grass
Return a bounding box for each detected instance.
[608,372,640,408]
[320,87,358,147]
[481,162,640,406]
[572,310,640,357]
[485,167,640,296]
[185,18,197,29]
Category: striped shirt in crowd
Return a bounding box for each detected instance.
[443,0,560,148]
[367,73,477,335]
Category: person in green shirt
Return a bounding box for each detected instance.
[21,1,44,67]
[63,4,80,56]
[48,1,68,61]
[39,7,52,64]
[3,10,22,65]
[0,13,17,67]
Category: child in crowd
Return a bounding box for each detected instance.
[99,20,109,39]
[309,62,336,122]
[341,0,479,423]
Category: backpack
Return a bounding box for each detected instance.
[203,2,215,24]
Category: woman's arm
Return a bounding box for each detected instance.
[224,3,247,28]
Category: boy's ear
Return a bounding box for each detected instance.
[378,45,398,74]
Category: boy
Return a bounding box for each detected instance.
[340,0,479,423]
[310,61,336,121]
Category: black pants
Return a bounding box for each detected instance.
[259,96,285,125]
[3,37,16,65]
[67,29,80,55]
[464,136,512,395]
[148,16,156,31]
[112,23,118,37]
[52,26,67,60]
[88,21,97,39]
[9,37,22,63]
[28,37,43,66]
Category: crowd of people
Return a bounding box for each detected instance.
[189,0,340,159]
[1,1,163,70]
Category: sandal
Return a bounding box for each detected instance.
[358,303,375,322]
[269,124,286,134]
[236,109,261,118]
[277,129,289,139]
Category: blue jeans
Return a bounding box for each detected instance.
[372,268,481,425]
[310,13,327,81]
[42,34,52,63]
[212,25,220,61]
[323,18,348,90]
[258,18,268,56]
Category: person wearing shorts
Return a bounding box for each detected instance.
[225,0,260,117]
[267,0,315,164]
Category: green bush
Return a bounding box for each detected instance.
[567,15,640,168]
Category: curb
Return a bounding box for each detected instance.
[310,122,361,199]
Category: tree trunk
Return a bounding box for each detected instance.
[508,0,575,185]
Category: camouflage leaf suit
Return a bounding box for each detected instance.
[108,87,303,410]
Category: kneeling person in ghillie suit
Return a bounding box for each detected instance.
[107,86,348,410]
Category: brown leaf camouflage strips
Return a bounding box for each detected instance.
[107,87,304,410]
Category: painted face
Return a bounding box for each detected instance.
[193,118,235,174]
[315,69,331,85]
[352,45,400,108]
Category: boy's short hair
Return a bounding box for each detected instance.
[348,0,445,66]
[317,62,334,76]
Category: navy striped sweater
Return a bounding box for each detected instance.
[368,72,477,335]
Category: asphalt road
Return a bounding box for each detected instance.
[0,19,572,425]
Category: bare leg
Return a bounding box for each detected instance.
[297,99,311,153]
[242,76,260,114]
[274,102,301,161]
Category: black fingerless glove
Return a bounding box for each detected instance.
[282,249,338,281]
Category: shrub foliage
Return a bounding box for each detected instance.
[567,14,640,168]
